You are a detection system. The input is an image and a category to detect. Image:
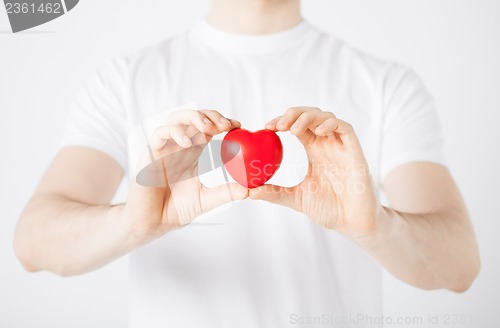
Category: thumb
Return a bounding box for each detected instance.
[249,184,298,210]
[201,183,249,212]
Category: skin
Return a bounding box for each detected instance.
[208,0,302,34]
[14,0,480,292]
[251,108,480,292]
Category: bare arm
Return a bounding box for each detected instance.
[14,147,133,276]
[357,162,480,292]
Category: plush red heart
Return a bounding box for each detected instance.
[221,128,283,189]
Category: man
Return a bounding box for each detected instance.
[14,0,480,327]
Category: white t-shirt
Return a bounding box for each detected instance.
[60,20,446,328]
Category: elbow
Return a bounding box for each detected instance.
[447,253,481,293]
[14,236,72,277]
[13,230,40,274]
[448,276,477,293]
[14,230,74,277]
[17,258,40,274]
[14,201,77,277]
[14,208,42,273]
[443,214,481,293]
[450,268,481,294]
[419,260,480,293]
[14,227,81,277]
[13,212,52,275]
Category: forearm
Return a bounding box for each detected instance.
[353,206,480,292]
[14,194,139,276]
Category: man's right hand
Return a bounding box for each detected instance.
[14,109,246,275]
[124,109,248,246]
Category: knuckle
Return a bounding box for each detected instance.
[204,109,220,115]
[343,121,354,131]
[189,111,209,129]
[285,107,301,116]
[191,109,203,118]
[299,111,315,121]
[324,110,336,118]
[194,110,205,120]
[167,109,187,122]
[326,118,338,129]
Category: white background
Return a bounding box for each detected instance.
[1,0,499,327]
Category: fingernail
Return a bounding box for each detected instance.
[203,117,212,125]
[220,117,230,124]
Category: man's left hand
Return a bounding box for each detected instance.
[249,107,381,239]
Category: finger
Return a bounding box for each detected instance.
[264,116,283,131]
[149,126,172,151]
[191,130,211,146]
[184,124,202,139]
[249,184,298,210]
[287,110,334,145]
[168,110,229,136]
[201,183,249,212]
[314,116,346,135]
[166,124,192,148]
[314,117,336,136]
[184,124,214,146]
[290,111,333,136]
[168,110,208,132]
[228,119,242,129]
[275,107,320,131]
[314,117,357,145]
[148,125,191,150]
[200,110,239,132]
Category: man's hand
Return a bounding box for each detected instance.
[250,107,380,239]
[126,109,248,245]
[14,109,248,276]
[250,106,480,292]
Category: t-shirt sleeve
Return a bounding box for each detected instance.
[58,58,129,171]
[379,64,447,181]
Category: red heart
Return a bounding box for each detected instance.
[221,128,283,189]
